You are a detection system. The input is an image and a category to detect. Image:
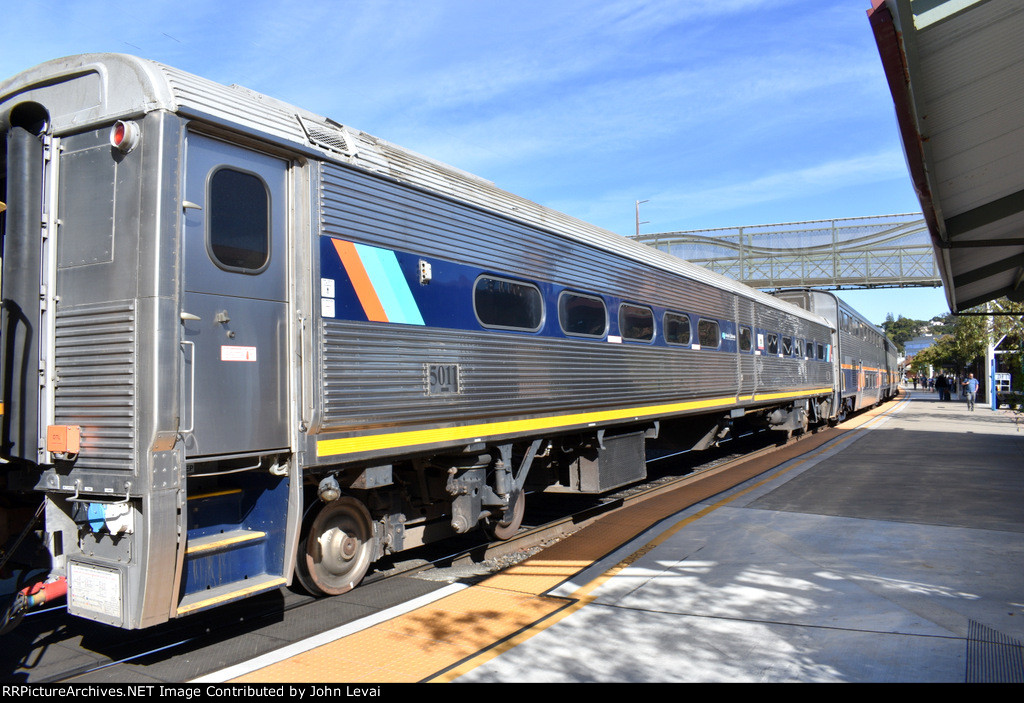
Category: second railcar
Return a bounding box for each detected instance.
[772,289,900,419]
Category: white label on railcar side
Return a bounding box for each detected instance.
[221,345,258,362]
[321,297,336,318]
[608,335,622,344]
[321,277,335,298]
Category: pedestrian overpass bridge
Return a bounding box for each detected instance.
[633,213,938,291]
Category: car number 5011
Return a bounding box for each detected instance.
[427,363,460,395]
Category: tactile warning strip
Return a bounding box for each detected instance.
[228,399,904,683]
[967,620,1024,683]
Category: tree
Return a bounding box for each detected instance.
[906,298,1024,379]
[880,313,927,354]
[928,313,957,336]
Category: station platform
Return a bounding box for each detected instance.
[197,388,1024,684]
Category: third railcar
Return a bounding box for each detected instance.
[0,54,882,630]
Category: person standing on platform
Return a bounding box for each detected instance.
[964,374,979,411]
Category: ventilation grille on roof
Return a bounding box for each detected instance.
[298,116,354,156]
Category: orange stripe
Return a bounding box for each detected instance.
[331,239,388,322]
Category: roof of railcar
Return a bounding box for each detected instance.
[774,288,886,335]
[0,53,826,325]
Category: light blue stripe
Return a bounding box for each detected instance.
[353,243,424,325]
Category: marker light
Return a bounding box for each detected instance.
[110,120,140,153]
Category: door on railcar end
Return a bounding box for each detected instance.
[180,133,289,458]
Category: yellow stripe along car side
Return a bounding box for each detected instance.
[316,387,834,458]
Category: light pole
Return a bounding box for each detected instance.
[635,199,649,238]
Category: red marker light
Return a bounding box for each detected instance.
[110,120,140,153]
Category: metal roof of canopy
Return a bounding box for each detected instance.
[868,0,1024,313]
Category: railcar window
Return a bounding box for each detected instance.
[474,276,544,331]
[781,336,793,356]
[739,326,752,352]
[663,312,691,345]
[559,291,607,337]
[619,304,654,342]
[767,333,779,355]
[697,318,720,348]
[817,342,825,360]
[795,339,804,357]
[209,167,270,271]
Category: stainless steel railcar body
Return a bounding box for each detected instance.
[772,289,899,417]
[1,54,839,629]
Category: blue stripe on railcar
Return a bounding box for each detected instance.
[319,235,761,354]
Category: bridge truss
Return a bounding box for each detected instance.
[633,213,938,290]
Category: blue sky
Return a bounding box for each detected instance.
[1,0,950,325]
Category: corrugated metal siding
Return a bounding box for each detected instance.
[754,304,833,395]
[158,63,307,144]
[320,321,737,433]
[54,301,136,470]
[321,163,732,314]
[361,138,813,318]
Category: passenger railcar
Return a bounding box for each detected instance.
[771,289,900,419]
[0,55,868,630]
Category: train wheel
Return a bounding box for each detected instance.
[488,491,525,541]
[296,497,375,596]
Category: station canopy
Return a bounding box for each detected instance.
[869,0,1024,313]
